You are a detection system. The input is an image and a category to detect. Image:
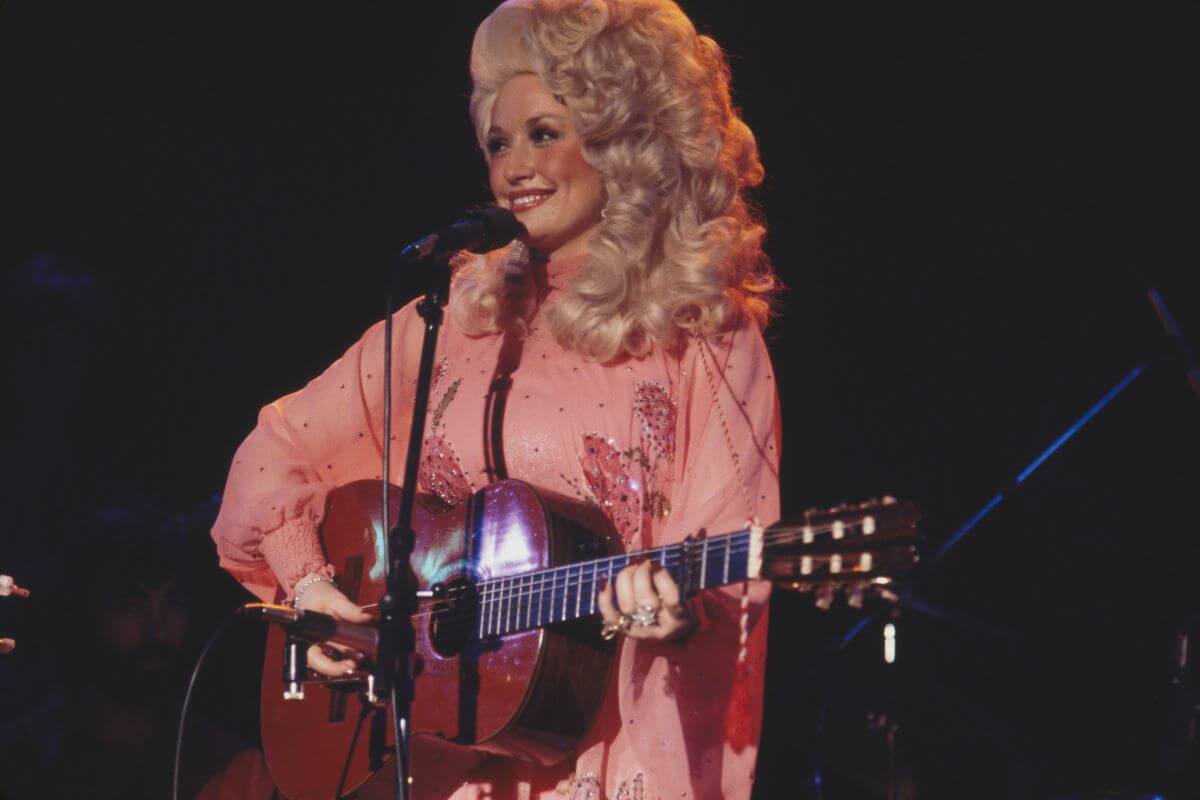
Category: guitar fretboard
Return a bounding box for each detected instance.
[475,530,753,639]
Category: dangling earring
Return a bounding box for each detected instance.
[600,204,609,221]
[509,240,529,263]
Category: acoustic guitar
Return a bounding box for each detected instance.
[260,480,919,799]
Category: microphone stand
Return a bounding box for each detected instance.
[370,260,451,800]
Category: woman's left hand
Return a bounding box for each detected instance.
[597,560,693,641]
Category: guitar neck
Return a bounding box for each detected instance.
[476,530,754,639]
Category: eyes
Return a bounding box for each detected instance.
[485,124,563,157]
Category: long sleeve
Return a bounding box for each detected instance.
[618,315,782,798]
[211,302,425,600]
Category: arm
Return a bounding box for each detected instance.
[210,301,425,602]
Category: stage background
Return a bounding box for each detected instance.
[2,1,1198,796]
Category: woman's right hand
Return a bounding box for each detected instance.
[292,575,374,676]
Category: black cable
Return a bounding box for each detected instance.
[173,606,246,800]
[335,702,374,799]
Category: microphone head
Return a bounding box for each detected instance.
[467,205,527,254]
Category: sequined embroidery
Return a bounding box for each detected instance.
[568,380,677,544]
[634,382,675,462]
[579,434,641,543]
[418,359,473,507]
[634,381,676,520]
[558,772,601,800]
[615,774,645,800]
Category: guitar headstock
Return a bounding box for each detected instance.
[762,497,919,609]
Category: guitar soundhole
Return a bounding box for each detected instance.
[428,577,476,658]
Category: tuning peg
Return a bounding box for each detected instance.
[814,584,835,611]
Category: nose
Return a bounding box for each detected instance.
[503,138,535,184]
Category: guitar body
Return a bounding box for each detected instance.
[261,480,620,800]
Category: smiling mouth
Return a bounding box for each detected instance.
[510,191,554,212]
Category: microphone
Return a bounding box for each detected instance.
[399,205,526,264]
[243,603,379,658]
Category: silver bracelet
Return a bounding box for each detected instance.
[292,574,335,609]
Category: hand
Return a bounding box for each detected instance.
[292,574,373,677]
[597,560,693,642]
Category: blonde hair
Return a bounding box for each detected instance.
[453,0,776,361]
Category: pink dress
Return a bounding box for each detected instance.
[212,251,782,800]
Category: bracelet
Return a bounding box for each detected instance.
[292,574,335,609]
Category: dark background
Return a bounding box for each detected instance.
[2,1,1198,797]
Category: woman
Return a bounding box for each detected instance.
[212,0,781,797]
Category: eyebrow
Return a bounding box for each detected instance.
[486,113,568,138]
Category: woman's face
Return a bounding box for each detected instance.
[486,73,605,260]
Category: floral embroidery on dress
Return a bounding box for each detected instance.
[566,380,677,545]
[579,434,641,543]
[418,357,474,507]
[634,380,676,520]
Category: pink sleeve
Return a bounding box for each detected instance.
[211,303,424,600]
[619,316,782,798]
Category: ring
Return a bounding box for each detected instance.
[600,620,622,640]
[630,603,659,628]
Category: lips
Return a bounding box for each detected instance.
[509,190,554,212]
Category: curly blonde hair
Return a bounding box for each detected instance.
[452,0,776,361]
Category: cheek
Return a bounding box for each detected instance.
[543,145,597,190]
[488,158,504,198]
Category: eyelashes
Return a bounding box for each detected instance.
[485,125,563,157]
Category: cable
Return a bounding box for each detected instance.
[173,606,246,800]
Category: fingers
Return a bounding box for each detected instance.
[597,576,620,623]
[631,560,659,611]
[652,566,682,609]
[615,562,639,616]
[326,591,373,624]
[294,579,373,624]
[600,560,692,642]
[306,643,359,677]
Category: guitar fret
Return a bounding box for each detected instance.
[472,582,482,638]
[722,536,731,584]
[560,565,568,621]
[509,576,519,633]
[573,563,582,619]
[497,577,507,636]
[525,574,532,629]
[485,580,494,636]
[590,561,598,614]
[537,573,545,626]
[699,539,709,590]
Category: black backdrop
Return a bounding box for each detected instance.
[2,1,1198,797]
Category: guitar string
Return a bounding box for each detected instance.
[398,526,908,637]
[398,519,904,620]
[403,517,899,607]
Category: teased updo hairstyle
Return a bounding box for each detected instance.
[453,0,776,361]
